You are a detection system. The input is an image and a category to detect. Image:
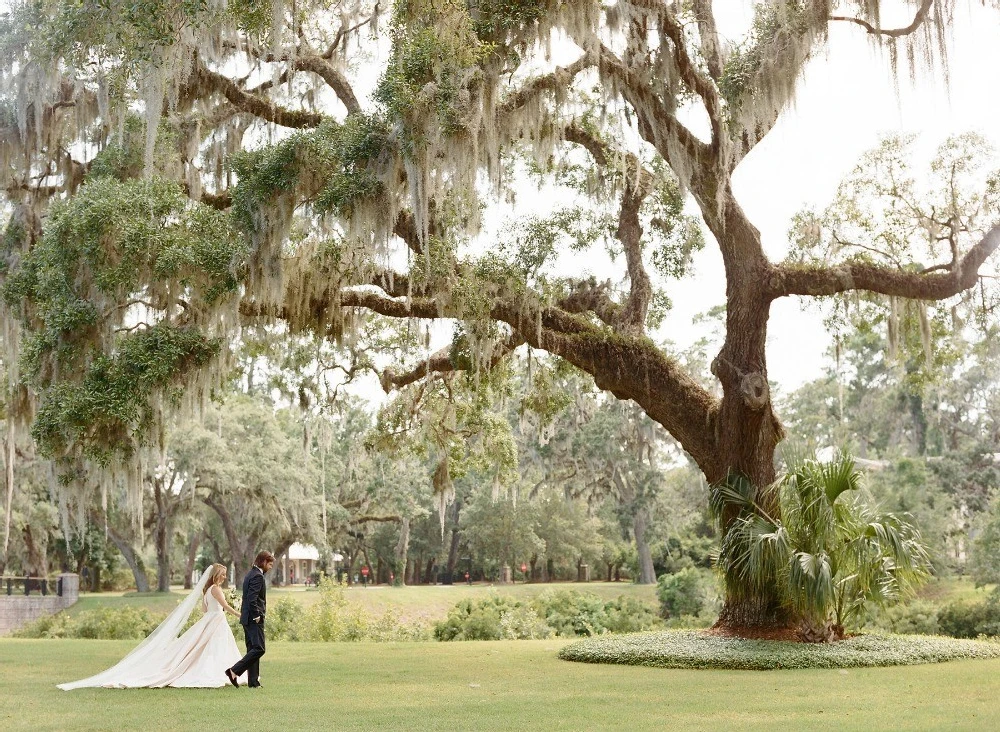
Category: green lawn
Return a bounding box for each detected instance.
[70,581,657,623]
[3,638,1000,730]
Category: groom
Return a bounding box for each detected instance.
[226,550,274,689]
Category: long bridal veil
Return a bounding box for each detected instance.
[57,567,215,690]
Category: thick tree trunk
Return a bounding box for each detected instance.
[633,509,656,585]
[444,498,462,585]
[183,530,201,590]
[154,518,171,592]
[152,480,172,592]
[2,419,14,572]
[271,536,294,587]
[706,191,789,631]
[424,556,435,585]
[104,526,150,593]
[344,552,354,585]
[394,517,410,585]
[202,497,256,579]
[906,384,928,456]
[21,524,48,577]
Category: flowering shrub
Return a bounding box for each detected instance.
[559,630,1000,670]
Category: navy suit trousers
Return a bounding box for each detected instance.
[232,621,265,687]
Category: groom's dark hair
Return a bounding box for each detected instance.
[254,550,275,568]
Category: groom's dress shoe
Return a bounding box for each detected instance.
[225,668,239,687]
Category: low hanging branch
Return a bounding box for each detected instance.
[830,0,935,38]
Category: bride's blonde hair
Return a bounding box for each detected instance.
[203,563,227,595]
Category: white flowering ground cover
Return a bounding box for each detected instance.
[558,630,1000,670]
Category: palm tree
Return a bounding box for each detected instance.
[710,453,931,641]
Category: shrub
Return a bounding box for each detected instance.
[868,600,940,636]
[710,454,932,639]
[264,596,307,640]
[434,590,662,641]
[15,606,162,639]
[558,630,1000,670]
[602,595,664,634]
[105,567,140,592]
[434,594,549,641]
[937,595,1000,639]
[17,576,430,642]
[656,568,706,619]
[533,590,608,637]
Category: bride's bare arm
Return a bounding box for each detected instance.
[211,585,240,617]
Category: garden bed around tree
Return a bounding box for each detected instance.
[558,630,1000,670]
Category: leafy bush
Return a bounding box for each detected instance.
[263,596,307,640]
[288,575,429,642]
[559,630,1000,670]
[434,594,550,641]
[602,595,664,634]
[937,594,1000,639]
[533,590,608,637]
[434,590,662,641]
[532,590,662,637]
[15,606,162,639]
[18,576,430,642]
[656,568,706,619]
[867,600,940,636]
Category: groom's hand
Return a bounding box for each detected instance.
[254,616,261,623]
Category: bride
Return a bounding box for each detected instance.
[59,564,248,689]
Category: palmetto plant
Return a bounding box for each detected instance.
[710,453,931,641]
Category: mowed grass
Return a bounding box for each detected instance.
[3,638,1000,731]
[69,581,658,623]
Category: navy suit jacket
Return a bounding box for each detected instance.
[239,566,267,626]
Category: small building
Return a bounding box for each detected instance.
[281,543,320,584]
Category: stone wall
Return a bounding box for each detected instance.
[0,574,79,635]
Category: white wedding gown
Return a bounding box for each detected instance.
[59,584,248,690]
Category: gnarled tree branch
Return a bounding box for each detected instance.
[193,61,324,129]
[380,332,525,392]
[768,223,1000,300]
[830,0,934,38]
